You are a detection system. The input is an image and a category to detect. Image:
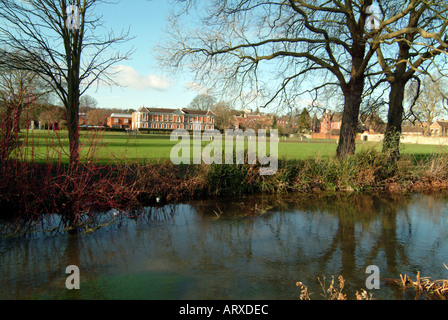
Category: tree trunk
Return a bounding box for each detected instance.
[66,93,80,172]
[336,79,364,158]
[382,80,406,159]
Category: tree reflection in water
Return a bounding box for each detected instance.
[0,192,447,299]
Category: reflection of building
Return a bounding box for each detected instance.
[320,109,343,135]
[430,121,448,136]
[132,107,215,131]
[107,113,132,129]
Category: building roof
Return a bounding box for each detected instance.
[320,110,343,122]
[137,107,214,115]
[402,126,423,133]
[431,120,448,129]
[110,113,132,118]
[181,108,214,115]
[146,107,178,113]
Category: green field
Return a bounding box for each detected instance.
[16,129,448,164]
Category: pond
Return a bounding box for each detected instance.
[0,192,447,300]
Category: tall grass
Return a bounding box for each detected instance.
[3,119,448,231]
[204,147,448,196]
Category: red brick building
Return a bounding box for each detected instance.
[107,113,132,129]
[233,112,274,130]
[320,109,343,134]
[132,107,215,131]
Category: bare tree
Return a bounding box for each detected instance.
[86,108,110,126]
[38,105,64,129]
[158,0,440,158]
[80,94,98,112]
[409,74,448,134]
[0,68,51,159]
[0,0,133,168]
[212,101,234,130]
[188,93,216,111]
[373,1,448,157]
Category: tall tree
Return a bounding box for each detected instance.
[159,0,425,158]
[0,0,132,169]
[373,1,448,158]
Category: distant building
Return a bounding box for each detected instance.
[430,120,448,136]
[107,113,132,129]
[320,109,343,135]
[132,107,215,131]
[79,113,87,126]
[276,116,298,130]
[402,126,424,135]
[233,112,274,130]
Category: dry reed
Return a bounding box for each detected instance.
[296,275,373,300]
[385,264,448,300]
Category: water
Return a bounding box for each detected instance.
[0,192,447,300]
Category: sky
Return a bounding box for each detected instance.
[84,0,322,115]
[84,0,199,110]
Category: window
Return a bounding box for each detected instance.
[114,118,119,123]
[124,119,129,124]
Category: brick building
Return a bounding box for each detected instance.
[233,112,274,130]
[320,109,343,134]
[107,113,132,129]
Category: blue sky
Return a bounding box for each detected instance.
[85,0,199,110]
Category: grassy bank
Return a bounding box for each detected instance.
[2,144,448,222]
[16,129,448,163]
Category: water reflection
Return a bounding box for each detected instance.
[0,193,447,300]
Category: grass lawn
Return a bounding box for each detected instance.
[16,129,448,164]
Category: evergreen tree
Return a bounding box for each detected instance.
[297,108,312,133]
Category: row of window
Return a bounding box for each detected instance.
[141,123,214,130]
[140,114,214,123]
[114,118,130,123]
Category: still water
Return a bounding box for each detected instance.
[1,192,447,300]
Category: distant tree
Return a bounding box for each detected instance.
[0,68,51,159]
[212,101,234,130]
[80,95,98,113]
[38,105,64,128]
[86,108,110,126]
[189,94,216,111]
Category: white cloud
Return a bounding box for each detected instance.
[113,65,171,91]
